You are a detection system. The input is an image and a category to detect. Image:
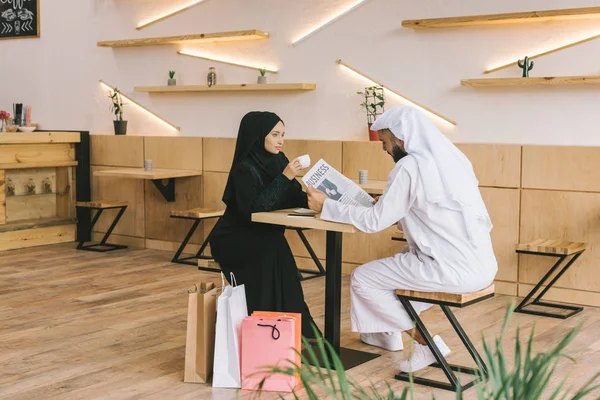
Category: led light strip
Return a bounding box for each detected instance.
[100,80,180,131]
[137,0,210,30]
[485,32,600,74]
[336,60,457,126]
[177,50,278,73]
[292,0,372,46]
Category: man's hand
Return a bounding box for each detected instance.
[307,187,327,212]
[372,195,381,205]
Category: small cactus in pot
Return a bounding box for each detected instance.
[518,56,534,77]
[168,70,176,86]
[257,67,267,84]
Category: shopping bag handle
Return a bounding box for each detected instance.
[257,323,281,340]
[220,272,239,289]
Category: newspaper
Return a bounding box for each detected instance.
[302,159,374,207]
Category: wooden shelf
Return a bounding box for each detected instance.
[134,84,317,93]
[461,75,600,87]
[402,6,600,29]
[0,217,75,233]
[0,161,78,170]
[93,168,202,180]
[97,30,269,48]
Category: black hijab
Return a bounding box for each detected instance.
[222,111,285,206]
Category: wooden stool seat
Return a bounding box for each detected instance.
[395,284,495,392]
[391,230,407,242]
[170,208,224,220]
[76,200,128,209]
[516,239,586,255]
[198,259,220,269]
[75,200,128,252]
[515,238,586,319]
[396,284,495,307]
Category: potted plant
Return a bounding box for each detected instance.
[257,67,267,84]
[168,70,176,86]
[358,86,385,141]
[109,87,127,135]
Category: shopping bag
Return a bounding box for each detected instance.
[184,280,220,383]
[212,273,248,388]
[252,311,301,370]
[241,315,298,392]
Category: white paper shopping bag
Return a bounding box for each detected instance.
[212,273,248,388]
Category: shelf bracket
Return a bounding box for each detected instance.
[152,178,175,202]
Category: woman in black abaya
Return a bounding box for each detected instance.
[209,111,320,339]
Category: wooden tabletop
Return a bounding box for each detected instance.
[252,209,357,233]
[352,179,387,195]
[93,168,202,180]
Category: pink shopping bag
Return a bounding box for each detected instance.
[241,315,299,392]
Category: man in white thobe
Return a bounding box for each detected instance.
[307,105,498,372]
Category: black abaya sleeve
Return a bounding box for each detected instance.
[232,162,306,215]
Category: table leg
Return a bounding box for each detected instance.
[308,230,380,370]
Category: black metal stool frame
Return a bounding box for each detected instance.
[515,249,585,319]
[394,293,493,392]
[170,214,221,273]
[76,205,128,252]
[287,227,326,281]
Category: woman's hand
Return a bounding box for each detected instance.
[283,158,303,180]
[307,187,328,212]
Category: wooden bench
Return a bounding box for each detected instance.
[395,284,495,392]
[170,208,224,272]
[515,239,587,319]
[75,201,128,252]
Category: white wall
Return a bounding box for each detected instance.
[2,0,600,144]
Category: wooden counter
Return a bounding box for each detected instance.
[0,131,89,251]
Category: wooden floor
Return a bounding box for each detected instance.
[1,244,599,399]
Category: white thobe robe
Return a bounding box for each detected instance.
[320,155,498,338]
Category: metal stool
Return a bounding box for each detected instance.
[75,201,128,252]
[395,285,495,392]
[170,208,224,273]
[515,239,586,319]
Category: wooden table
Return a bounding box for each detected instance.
[93,168,202,202]
[352,179,387,195]
[252,209,380,370]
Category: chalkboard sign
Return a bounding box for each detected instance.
[0,0,39,40]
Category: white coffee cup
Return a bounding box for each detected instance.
[297,154,311,169]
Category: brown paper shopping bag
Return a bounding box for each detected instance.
[184,280,220,383]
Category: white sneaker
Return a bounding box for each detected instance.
[360,332,403,351]
[399,335,451,373]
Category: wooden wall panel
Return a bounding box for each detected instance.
[480,187,520,282]
[55,167,74,219]
[284,140,342,177]
[6,195,56,222]
[0,170,5,225]
[342,141,395,181]
[285,229,326,260]
[203,138,236,172]
[144,137,203,171]
[343,227,398,265]
[91,166,145,237]
[456,144,521,188]
[522,146,600,192]
[144,176,203,243]
[202,172,228,247]
[519,189,600,293]
[90,135,144,167]
[0,224,75,251]
[494,281,518,296]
